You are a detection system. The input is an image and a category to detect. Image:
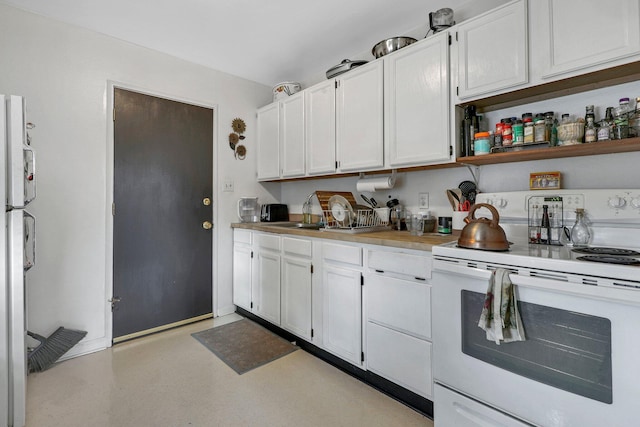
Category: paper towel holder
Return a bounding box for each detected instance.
[356,169,397,192]
[358,169,397,181]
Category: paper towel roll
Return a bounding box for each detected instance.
[356,176,396,192]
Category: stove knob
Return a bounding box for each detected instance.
[631,197,640,209]
[608,196,627,209]
[497,198,508,208]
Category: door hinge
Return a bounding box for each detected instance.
[335,81,338,89]
[360,274,364,286]
[450,145,453,156]
[112,202,116,216]
[251,251,254,258]
[335,161,339,169]
[250,301,253,309]
[311,329,314,338]
[310,264,314,274]
[456,31,458,42]
[361,352,365,362]
[448,34,452,45]
[112,107,116,121]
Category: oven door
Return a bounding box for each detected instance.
[432,261,640,427]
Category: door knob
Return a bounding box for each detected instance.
[203,197,211,206]
[202,221,213,230]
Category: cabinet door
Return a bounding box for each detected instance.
[305,80,337,175]
[280,93,305,178]
[232,243,252,311]
[281,256,312,340]
[254,250,281,325]
[537,0,640,79]
[386,32,451,167]
[256,103,280,180]
[456,0,528,101]
[322,265,362,365]
[336,61,384,172]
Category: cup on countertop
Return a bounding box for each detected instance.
[374,207,390,225]
[409,213,424,236]
[453,211,469,231]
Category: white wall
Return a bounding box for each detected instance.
[0,3,273,356]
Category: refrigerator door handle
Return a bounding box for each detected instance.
[24,210,35,271]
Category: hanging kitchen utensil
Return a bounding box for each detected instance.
[446,190,458,211]
[360,194,375,208]
[459,180,477,204]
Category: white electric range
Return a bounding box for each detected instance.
[432,189,640,427]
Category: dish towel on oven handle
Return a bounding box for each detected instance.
[478,268,526,344]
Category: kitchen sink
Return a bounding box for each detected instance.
[269,222,323,230]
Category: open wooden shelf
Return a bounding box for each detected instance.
[456,137,640,166]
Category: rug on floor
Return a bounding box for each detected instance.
[191,318,298,374]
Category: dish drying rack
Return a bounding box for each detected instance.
[321,208,389,233]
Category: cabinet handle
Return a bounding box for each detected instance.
[415,277,426,281]
[375,269,384,273]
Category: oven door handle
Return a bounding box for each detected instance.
[510,274,640,306]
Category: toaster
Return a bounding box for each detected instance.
[260,204,289,222]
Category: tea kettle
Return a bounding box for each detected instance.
[237,197,260,223]
[457,203,510,251]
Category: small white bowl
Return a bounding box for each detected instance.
[273,82,301,101]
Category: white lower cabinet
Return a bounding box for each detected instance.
[365,248,433,398]
[232,229,252,311]
[233,232,434,398]
[321,241,363,366]
[253,233,281,325]
[281,237,313,340]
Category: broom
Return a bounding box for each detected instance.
[27,327,87,373]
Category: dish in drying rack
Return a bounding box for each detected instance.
[328,195,354,227]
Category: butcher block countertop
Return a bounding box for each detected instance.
[232,222,459,252]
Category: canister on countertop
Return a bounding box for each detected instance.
[438,216,452,234]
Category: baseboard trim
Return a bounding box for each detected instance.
[113,313,214,344]
[235,307,433,418]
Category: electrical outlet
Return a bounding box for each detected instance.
[419,192,429,208]
[223,179,234,192]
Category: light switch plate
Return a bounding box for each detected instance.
[419,192,429,208]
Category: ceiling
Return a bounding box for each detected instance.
[2,0,467,87]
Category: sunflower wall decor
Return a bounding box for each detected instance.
[229,118,247,160]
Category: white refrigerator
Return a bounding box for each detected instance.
[0,95,36,427]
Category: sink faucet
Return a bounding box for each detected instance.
[303,193,314,224]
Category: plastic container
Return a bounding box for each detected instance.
[473,131,491,155]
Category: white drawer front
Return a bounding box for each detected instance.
[322,242,362,267]
[366,322,432,398]
[255,233,280,251]
[367,249,431,279]
[282,237,312,258]
[434,384,530,427]
[233,229,252,245]
[366,274,431,340]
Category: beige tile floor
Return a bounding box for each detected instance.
[26,314,433,426]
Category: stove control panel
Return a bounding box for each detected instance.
[476,189,640,224]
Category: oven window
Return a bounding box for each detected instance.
[461,290,612,404]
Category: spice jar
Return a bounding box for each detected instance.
[534,115,546,142]
[502,120,513,146]
[522,113,534,143]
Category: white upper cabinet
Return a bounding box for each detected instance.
[256,102,280,181]
[385,32,452,168]
[336,61,384,172]
[531,0,640,81]
[455,0,528,102]
[305,80,337,176]
[280,92,305,178]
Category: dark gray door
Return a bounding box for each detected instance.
[113,88,213,340]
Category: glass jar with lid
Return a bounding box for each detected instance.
[534,114,546,142]
[473,131,492,155]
